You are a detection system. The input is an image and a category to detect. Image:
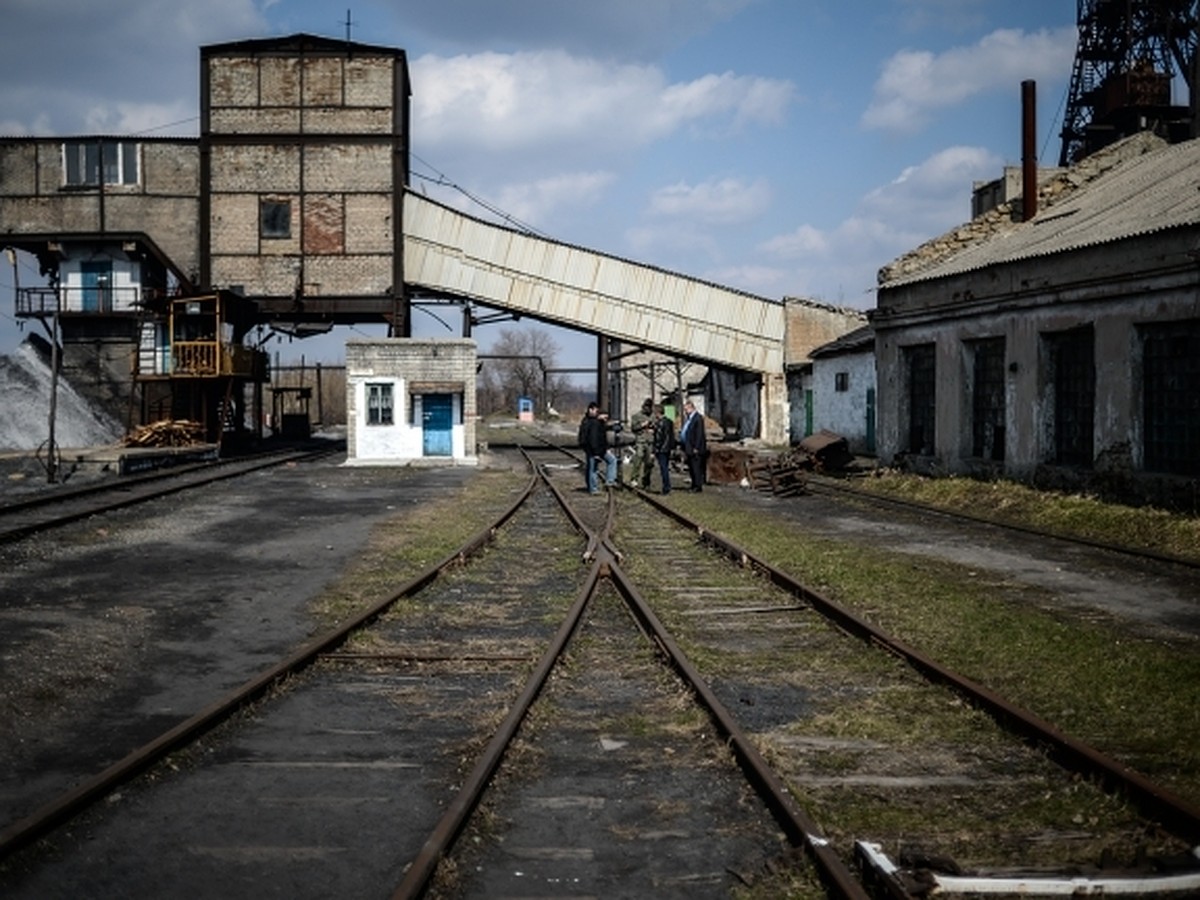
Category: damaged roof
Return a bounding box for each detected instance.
[878,132,1200,288]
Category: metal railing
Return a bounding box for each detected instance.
[15,285,147,316]
[172,342,262,378]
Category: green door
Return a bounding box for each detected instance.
[866,387,876,453]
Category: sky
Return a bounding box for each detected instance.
[0,0,1088,368]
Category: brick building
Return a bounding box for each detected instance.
[345,339,477,465]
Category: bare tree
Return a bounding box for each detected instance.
[478,327,562,416]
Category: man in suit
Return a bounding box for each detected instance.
[678,400,707,492]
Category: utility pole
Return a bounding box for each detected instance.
[46,288,60,483]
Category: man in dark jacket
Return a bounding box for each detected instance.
[651,404,675,494]
[678,400,707,492]
[578,402,617,493]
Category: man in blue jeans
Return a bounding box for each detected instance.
[577,402,617,493]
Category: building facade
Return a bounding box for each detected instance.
[873,133,1200,508]
[345,338,478,465]
[806,325,876,455]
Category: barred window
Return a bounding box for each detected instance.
[904,344,936,455]
[1045,327,1094,466]
[1142,321,1200,476]
[366,383,393,426]
[970,337,1006,461]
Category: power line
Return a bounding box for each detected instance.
[131,116,200,136]
[410,152,549,237]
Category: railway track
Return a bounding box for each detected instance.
[0,442,345,544]
[0,444,1196,898]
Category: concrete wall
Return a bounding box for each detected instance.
[873,229,1200,496]
[782,297,868,366]
[345,338,477,465]
[811,350,876,454]
[0,139,201,281]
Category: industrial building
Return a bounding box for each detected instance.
[873,130,1200,507]
[0,33,865,461]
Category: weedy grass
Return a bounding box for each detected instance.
[310,468,532,629]
[853,471,1200,561]
[685,493,1200,807]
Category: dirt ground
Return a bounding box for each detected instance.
[0,439,1197,896]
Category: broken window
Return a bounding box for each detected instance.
[1045,327,1094,466]
[969,337,1006,461]
[366,382,393,426]
[1141,321,1200,476]
[63,140,139,186]
[260,199,292,239]
[904,343,936,455]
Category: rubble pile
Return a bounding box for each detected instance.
[878,131,1165,285]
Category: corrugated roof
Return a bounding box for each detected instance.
[404,191,789,372]
[882,134,1200,288]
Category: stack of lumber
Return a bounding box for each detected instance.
[123,420,204,447]
[747,452,809,497]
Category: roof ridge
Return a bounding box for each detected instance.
[877,131,1168,286]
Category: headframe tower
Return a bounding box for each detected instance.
[1059,0,1198,166]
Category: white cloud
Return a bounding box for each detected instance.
[0,0,266,135]
[491,172,618,227]
[646,177,772,224]
[860,144,1000,231]
[760,144,1001,305]
[760,224,830,259]
[660,71,793,131]
[412,51,793,155]
[862,27,1076,132]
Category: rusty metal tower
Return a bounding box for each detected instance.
[1059,0,1199,165]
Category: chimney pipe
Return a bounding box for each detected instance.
[1021,79,1037,221]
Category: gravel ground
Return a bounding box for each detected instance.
[0,439,1196,896]
[0,449,479,831]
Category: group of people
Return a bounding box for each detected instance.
[578,398,707,494]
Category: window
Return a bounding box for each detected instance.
[63,140,139,186]
[1046,327,1094,466]
[904,344,936,454]
[260,199,292,239]
[366,383,393,426]
[834,372,849,392]
[1142,321,1200,476]
[970,337,1006,461]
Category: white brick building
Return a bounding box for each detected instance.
[345,338,478,466]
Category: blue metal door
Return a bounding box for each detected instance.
[81,261,112,312]
[422,394,453,456]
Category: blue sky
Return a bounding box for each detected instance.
[0,0,1085,367]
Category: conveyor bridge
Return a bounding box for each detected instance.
[404,192,785,374]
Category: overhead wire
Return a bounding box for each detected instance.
[410,151,549,238]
